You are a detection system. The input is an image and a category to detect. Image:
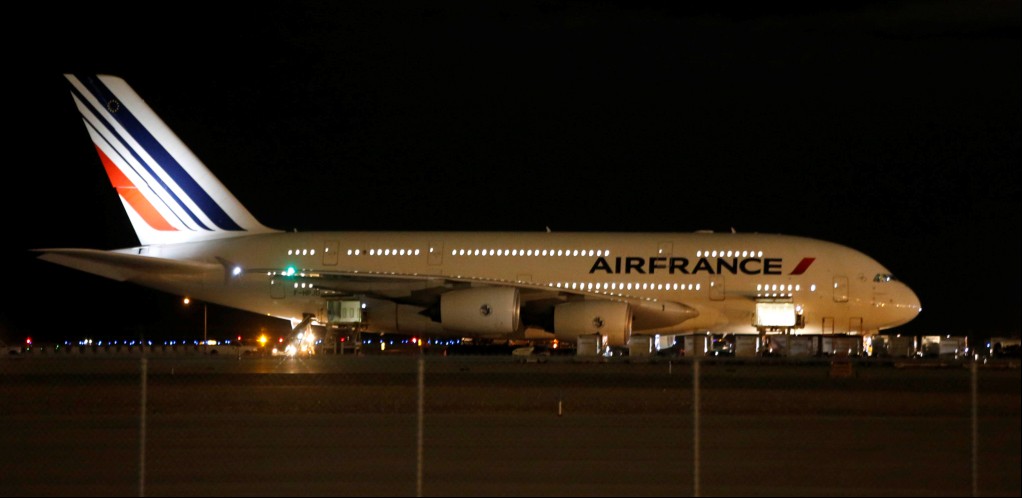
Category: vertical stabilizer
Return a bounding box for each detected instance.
[65,74,278,246]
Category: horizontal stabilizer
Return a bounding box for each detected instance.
[35,249,217,282]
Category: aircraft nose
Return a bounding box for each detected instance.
[895,282,922,326]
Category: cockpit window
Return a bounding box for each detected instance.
[873,273,897,283]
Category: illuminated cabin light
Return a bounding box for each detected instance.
[834,282,839,288]
[727,251,733,257]
[741,251,747,257]
[757,284,762,291]
[287,250,293,255]
[488,249,494,256]
[512,249,518,256]
[399,249,405,256]
[795,285,800,291]
[355,249,361,256]
[526,250,533,256]
[757,251,763,257]
[311,250,315,255]
[711,251,718,257]
[232,266,242,276]
[572,250,579,256]
[696,284,701,290]
[696,251,702,257]
[415,249,421,255]
[347,249,353,256]
[627,283,633,290]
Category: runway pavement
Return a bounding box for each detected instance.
[1,355,1019,496]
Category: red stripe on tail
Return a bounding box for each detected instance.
[95,146,177,231]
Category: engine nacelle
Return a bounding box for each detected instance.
[440,287,521,335]
[554,301,632,347]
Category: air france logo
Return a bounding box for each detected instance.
[588,256,815,276]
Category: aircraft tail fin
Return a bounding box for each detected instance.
[64,74,278,246]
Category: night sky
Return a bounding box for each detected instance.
[3,2,1018,345]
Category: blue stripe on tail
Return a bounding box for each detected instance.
[74,75,243,232]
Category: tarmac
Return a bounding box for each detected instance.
[1,354,1019,496]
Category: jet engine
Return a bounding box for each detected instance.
[554,301,632,346]
[440,287,521,335]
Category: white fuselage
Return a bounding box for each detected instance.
[125,231,921,338]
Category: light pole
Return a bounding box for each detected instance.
[184,297,208,350]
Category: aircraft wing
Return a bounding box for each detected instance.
[270,267,699,331]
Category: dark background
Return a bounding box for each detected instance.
[2,1,1018,345]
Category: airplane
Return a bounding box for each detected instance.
[39,74,922,354]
